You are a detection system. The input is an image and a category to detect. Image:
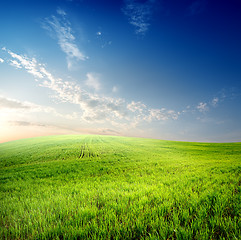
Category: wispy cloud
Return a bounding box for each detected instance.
[206,88,240,109]
[211,97,219,107]
[99,128,120,135]
[9,121,47,127]
[4,48,180,131]
[0,94,77,122]
[112,86,118,93]
[127,101,146,113]
[42,8,88,70]
[196,102,208,112]
[0,96,32,110]
[4,48,236,135]
[9,60,22,69]
[0,58,4,63]
[85,73,101,91]
[3,48,44,78]
[122,0,156,35]
[144,108,179,122]
[56,8,66,16]
[186,88,240,120]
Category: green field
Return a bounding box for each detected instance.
[0,135,240,239]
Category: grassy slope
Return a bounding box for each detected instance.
[0,135,240,239]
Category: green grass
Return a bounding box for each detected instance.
[0,135,240,239]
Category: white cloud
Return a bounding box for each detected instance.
[0,58,4,63]
[3,48,44,78]
[0,95,77,122]
[42,9,88,70]
[143,108,179,122]
[122,0,155,35]
[127,101,146,113]
[211,97,219,107]
[0,95,55,114]
[4,48,181,132]
[6,48,231,131]
[4,47,235,139]
[9,60,22,69]
[85,73,101,91]
[197,102,208,112]
[148,109,168,121]
[57,8,66,16]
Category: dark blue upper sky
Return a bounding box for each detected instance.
[0,0,241,142]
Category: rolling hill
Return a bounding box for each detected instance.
[0,135,240,239]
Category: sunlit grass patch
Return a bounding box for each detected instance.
[0,135,240,239]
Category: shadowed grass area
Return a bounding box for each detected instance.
[0,135,240,239]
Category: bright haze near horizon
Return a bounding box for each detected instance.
[0,0,241,143]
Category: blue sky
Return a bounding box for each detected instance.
[0,0,241,143]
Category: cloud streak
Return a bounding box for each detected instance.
[197,102,208,112]
[3,47,235,139]
[0,96,32,110]
[3,48,180,132]
[9,121,47,127]
[4,48,44,78]
[122,0,155,35]
[4,47,233,134]
[0,94,77,122]
[42,9,88,70]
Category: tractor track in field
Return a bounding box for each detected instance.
[79,143,99,159]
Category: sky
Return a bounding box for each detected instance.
[0,0,241,143]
